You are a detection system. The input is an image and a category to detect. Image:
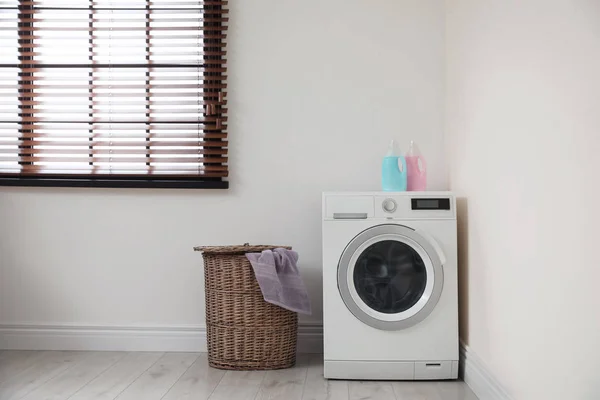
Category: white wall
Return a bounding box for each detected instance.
[0,0,446,335]
[446,1,600,398]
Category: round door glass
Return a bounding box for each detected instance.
[353,240,427,314]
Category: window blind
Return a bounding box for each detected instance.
[0,0,228,188]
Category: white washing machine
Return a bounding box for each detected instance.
[322,192,458,380]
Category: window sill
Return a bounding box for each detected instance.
[0,177,229,189]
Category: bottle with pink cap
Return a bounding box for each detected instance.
[405,141,427,191]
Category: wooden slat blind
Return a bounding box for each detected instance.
[0,0,228,186]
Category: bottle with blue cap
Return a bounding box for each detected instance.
[381,140,407,192]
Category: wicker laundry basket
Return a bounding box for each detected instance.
[194,244,298,370]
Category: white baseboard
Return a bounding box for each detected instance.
[0,323,323,354]
[460,341,512,400]
[295,323,323,354]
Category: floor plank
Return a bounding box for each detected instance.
[392,381,441,400]
[348,381,396,400]
[0,351,49,384]
[19,352,124,400]
[0,351,86,400]
[162,353,225,400]
[208,370,266,400]
[432,382,479,400]
[115,352,199,400]
[69,352,163,400]
[391,381,479,400]
[302,355,348,400]
[254,355,310,400]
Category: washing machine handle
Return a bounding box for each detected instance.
[415,229,447,266]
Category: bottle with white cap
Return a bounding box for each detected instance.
[381,140,407,192]
[405,140,427,191]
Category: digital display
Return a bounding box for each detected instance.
[411,198,451,210]
[416,199,439,209]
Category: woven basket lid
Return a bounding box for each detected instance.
[194,243,292,255]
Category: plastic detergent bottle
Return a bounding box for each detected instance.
[381,140,407,192]
[405,141,427,191]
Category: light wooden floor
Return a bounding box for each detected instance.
[0,351,478,400]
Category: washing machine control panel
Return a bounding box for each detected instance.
[324,193,455,220]
[374,195,454,219]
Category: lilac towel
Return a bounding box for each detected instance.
[246,248,311,315]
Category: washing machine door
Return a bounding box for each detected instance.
[338,224,444,331]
